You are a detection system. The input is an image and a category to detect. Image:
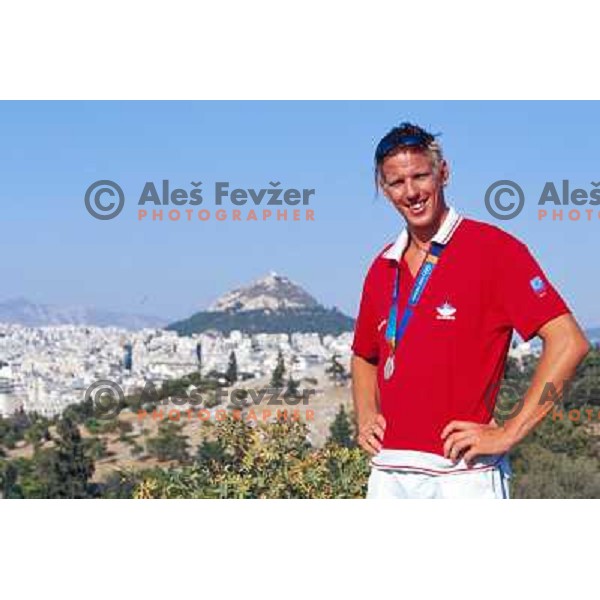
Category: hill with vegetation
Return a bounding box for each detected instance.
[167,306,354,336]
[166,272,355,335]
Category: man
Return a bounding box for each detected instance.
[352,122,590,499]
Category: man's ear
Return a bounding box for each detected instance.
[439,159,450,186]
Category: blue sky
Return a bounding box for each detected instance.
[1,101,598,327]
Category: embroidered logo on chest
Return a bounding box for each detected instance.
[436,301,457,320]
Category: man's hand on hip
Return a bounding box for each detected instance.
[357,413,386,455]
[441,420,513,465]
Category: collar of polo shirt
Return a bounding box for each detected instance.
[382,205,463,262]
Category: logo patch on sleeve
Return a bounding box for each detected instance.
[530,275,547,296]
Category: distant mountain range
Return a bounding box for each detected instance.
[0,297,167,330]
[167,272,355,336]
[0,273,354,335]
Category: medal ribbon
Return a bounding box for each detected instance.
[384,240,446,357]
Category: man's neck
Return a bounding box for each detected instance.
[408,205,449,246]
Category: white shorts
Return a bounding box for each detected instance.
[367,457,512,499]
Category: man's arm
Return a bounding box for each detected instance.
[441,313,590,463]
[501,313,590,445]
[351,354,385,455]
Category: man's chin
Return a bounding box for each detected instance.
[402,208,434,228]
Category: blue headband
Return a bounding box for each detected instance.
[375,131,435,164]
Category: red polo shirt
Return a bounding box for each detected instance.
[352,210,571,456]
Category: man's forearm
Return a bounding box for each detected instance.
[352,354,386,453]
[351,354,379,420]
[502,326,590,448]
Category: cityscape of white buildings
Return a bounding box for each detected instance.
[0,322,355,418]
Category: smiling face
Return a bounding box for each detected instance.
[379,148,449,237]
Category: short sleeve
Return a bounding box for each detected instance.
[493,234,571,341]
[351,261,381,365]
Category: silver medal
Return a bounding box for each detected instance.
[384,355,395,380]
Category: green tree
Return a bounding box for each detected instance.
[146,421,190,463]
[0,460,20,498]
[53,416,95,497]
[23,416,51,450]
[328,405,355,448]
[270,350,286,388]
[504,347,600,498]
[0,412,29,449]
[226,351,238,384]
[84,436,108,461]
[284,375,300,399]
[503,356,522,381]
[25,416,96,498]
